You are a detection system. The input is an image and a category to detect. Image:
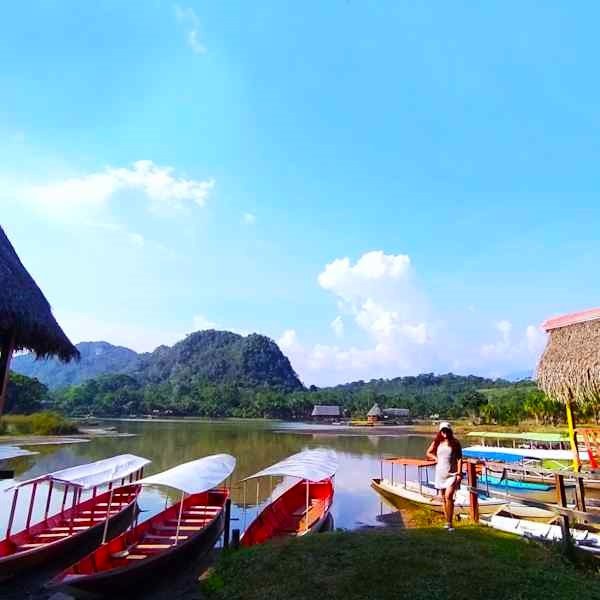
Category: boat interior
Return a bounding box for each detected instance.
[242,479,332,546]
[61,488,227,577]
[0,484,139,560]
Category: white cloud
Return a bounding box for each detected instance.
[330,316,344,338]
[175,5,206,54]
[279,250,548,385]
[242,212,257,226]
[23,160,214,223]
[192,313,217,330]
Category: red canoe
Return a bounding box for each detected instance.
[240,448,337,547]
[241,477,334,546]
[48,454,236,597]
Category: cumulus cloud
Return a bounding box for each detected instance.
[175,5,206,54]
[279,250,548,385]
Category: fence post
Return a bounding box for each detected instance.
[554,474,571,548]
[576,475,587,513]
[223,498,231,550]
[232,528,240,550]
[467,461,479,523]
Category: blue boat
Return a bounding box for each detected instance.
[477,473,552,492]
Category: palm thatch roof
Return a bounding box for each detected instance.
[367,403,382,417]
[0,226,79,361]
[536,308,600,405]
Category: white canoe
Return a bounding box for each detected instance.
[482,514,600,554]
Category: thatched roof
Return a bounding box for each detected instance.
[536,308,600,404]
[0,226,79,361]
[311,405,340,417]
[367,403,382,417]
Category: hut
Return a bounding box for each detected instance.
[537,307,600,470]
[367,403,382,425]
[0,226,79,414]
[383,407,410,423]
[311,405,340,422]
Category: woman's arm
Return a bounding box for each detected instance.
[426,442,437,462]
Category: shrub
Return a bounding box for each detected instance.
[2,412,78,435]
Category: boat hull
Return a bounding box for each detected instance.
[370,478,506,516]
[241,478,334,547]
[0,485,140,580]
[48,488,228,597]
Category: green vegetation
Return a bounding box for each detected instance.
[0,411,78,435]
[6,372,51,414]
[203,529,600,600]
[12,341,139,389]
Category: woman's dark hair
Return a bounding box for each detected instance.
[432,428,461,455]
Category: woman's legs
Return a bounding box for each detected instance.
[444,482,458,528]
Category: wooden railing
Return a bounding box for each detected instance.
[465,459,600,547]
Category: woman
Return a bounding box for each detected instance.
[426,421,463,531]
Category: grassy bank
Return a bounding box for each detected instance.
[202,528,600,600]
[0,411,78,436]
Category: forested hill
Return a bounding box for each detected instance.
[132,330,303,390]
[12,341,139,389]
[12,331,303,392]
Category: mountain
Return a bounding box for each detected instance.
[503,369,534,382]
[132,330,303,390]
[12,341,140,389]
[12,331,303,392]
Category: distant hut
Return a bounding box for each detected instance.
[0,226,79,414]
[367,403,382,425]
[311,405,340,422]
[383,408,410,423]
[537,307,600,469]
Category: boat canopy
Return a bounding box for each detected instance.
[244,449,338,482]
[138,454,236,495]
[467,431,567,443]
[11,454,151,490]
[0,445,37,461]
[384,457,436,467]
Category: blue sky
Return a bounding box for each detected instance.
[2,2,599,385]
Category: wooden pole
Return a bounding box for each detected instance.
[565,397,580,472]
[305,480,310,531]
[44,480,54,520]
[25,482,38,530]
[467,461,479,522]
[6,487,19,537]
[555,473,571,548]
[0,331,16,416]
[223,498,231,549]
[101,487,115,544]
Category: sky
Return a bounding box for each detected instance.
[2,2,600,386]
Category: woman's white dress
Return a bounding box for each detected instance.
[435,442,457,490]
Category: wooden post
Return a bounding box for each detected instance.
[6,487,19,537]
[467,461,479,522]
[101,487,115,544]
[223,498,231,549]
[565,397,580,472]
[576,476,587,513]
[25,482,38,530]
[231,528,240,550]
[0,331,16,416]
[555,473,571,547]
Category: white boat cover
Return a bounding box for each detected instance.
[138,454,236,495]
[244,448,338,482]
[11,453,151,490]
[464,444,589,462]
[0,445,37,461]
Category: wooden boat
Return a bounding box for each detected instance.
[241,448,337,547]
[48,454,236,596]
[482,514,600,554]
[0,454,149,580]
[370,457,555,519]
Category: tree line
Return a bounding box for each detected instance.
[8,371,594,426]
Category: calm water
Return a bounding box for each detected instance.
[0,419,430,538]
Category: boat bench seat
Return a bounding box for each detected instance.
[136,544,171,550]
[18,542,49,549]
[34,532,70,539]
[49,526,89,532]
[155,525,200,532]
[146,533,189,541]
[125,554,148,560]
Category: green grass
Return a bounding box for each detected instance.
[202,528,600,600]
[0,411,78,435]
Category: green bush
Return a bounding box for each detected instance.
[2,412,78,435]
[0,419,6,435]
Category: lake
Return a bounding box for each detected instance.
[0,419,431,538]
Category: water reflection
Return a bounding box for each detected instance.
[0,419,430,537]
